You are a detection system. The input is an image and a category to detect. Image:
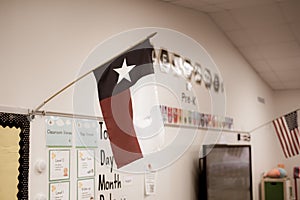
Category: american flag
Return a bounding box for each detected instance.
[272,110,300,158]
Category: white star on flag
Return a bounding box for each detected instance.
[113,59,136,84]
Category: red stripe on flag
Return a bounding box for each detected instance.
[273,120,288,158]
[100,89,143,168]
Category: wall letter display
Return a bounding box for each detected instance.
[154,48,224,94]
[159,105,234,130]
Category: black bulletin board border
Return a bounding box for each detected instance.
[0,112,30,200]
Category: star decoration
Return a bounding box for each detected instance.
[113,59,135,84]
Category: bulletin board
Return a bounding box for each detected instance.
[0,112,30,200]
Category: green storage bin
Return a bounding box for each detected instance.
[264,181,283,200]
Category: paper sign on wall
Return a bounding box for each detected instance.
[75,119,99,148]
[46,116,72,147]
[77,179,95,200]
[77,149,95,178]
[49,181,70,200]
[49,150,70,181]
[145,172,157,195]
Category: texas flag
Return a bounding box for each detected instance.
[93,39,164,168]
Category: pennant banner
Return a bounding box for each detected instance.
[159,105,233,130]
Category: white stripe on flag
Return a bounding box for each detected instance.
[131,74,165,156]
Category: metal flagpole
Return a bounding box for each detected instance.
[31,110,104,121]
[32,32,157,114]
[249,108,300,133]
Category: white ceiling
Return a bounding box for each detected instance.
[160,0,300,90]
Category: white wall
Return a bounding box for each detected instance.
[0,0,286,199]
[274,90,300,116]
